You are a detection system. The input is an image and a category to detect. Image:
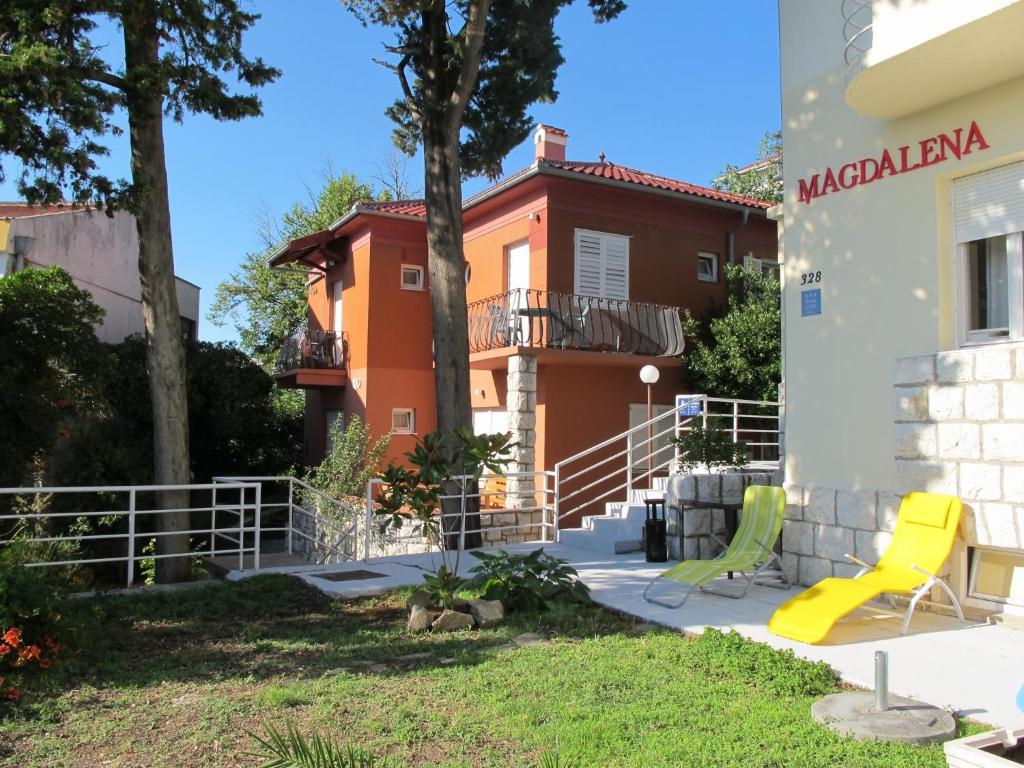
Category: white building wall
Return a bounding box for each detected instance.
[779,0,1024,612]
[4,209,199,343]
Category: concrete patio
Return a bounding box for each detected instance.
[228,541,1024,731]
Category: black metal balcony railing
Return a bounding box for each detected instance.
[467,289,685,357]
[277,328,348,373]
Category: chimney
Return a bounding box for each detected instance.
[534,125,568,162]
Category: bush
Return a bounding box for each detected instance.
[0,539,67,703]
[467,548,591,613]
[305,416,391,501]
[670,423,747,474]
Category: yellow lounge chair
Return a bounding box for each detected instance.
[643,485,788,608]
[768,492,966,644]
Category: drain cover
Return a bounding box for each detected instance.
[312,569,387,583]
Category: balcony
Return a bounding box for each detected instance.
[275,328,348,389]
[842,0,1024,119]
[467,289,685,368]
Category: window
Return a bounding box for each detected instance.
[392,408,415,434]
[325,410,344,454]
[968,546,1024,608]
[953,162,1024,344]
[574,229,629,300]
[697,251,718,283]
[179,316,197,342]
[400,265,424,291]
[743,253,780,279]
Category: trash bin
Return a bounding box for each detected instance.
[644,498,668,563]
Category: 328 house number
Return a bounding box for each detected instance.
[800,271,822,285]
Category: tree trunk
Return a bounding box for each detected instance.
[124,8,193,583]
[420,97,482,550]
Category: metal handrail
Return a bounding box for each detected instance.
[842,0,873,68]
[467,289,685,356]
[552,395,782,538]
[276,328,348,373]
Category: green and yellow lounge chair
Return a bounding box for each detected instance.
[768,492,966,644]
[643,485,788,609]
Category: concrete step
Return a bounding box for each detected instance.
[559,527,644,555]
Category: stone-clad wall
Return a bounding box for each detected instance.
[780,344,1024,594]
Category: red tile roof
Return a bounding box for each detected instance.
[0,202,86,218]
[358,199,426,217]
[539,160,773,209]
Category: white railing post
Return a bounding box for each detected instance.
[237,485,245,573]
[126,489,136,588]
[553,464,561,543]
[253,482,262,572]
[287,477,294,555]
[364,479,375,562]
[626,431,633,501]
[210,481,217,556]
[733,400,740,446]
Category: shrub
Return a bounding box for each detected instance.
[467,548,591,613]
[305,416,391,501]
[670,422,747,474]
[0,539,66,703]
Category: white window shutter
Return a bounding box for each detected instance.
[603,234,629,300]
[574,229,629,299]
[953,161,1024,243]
[574,230,603,297]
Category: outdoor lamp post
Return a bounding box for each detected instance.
[639,364,660,478]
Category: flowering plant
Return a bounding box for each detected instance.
[0,626,60,702]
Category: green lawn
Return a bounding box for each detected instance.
[0,575,965,767]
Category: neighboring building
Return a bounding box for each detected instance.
[778,0,1024,617]
[0,204,200,343]
[271,125,778,486]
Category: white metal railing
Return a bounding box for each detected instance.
[0,482,262,587]
[842,0,873,69]
[552,395,781,538]
[363,470,556,560]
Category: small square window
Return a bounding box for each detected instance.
[392,408,415,434]
[401,265,424,291]
[697,252,718,283]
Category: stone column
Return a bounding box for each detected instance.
[504,354,538,541]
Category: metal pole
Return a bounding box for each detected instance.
[733,400,739,446]
[253,483,262,572]
[237,485,244,573]
[210,482,217,557]
[874,650,889,711]
[647,384,653,482]
[626,432,634,500]
[126,489,136,588]
[364,480,374,562]
[287,478,294,555]
[553,465,561,543]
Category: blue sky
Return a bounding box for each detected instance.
[1,1,781,344]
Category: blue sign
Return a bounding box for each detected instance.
[677,397,702,417]
[801,288,822,317]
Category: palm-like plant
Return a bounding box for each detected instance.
[247,722,388,768]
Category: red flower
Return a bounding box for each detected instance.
[0,644,10,656]
[38,658,51,670]
[22,645,41,662]
[4,687,21,701]
[2,629,21,648]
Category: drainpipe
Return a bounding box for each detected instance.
[726,209,750,266]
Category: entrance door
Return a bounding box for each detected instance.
[629,403,675,472]
[507,242,530,344]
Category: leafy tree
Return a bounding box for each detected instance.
[0,2,278,581]
[714,130,782,203]
[682,265,781,403]
[209,171,377,373]
[55,338,304,488]
[344,0,626,546]
[0,267,110,487]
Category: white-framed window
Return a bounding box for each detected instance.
[400,264,424,291]
[968,546,1024,609]
[697,251,719,283]
[391,408,415,434]
[574,229,629,300]
[325,410,344,454]
[953,161,1024,345]
[743,253,780,279]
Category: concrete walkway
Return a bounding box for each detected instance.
[228,542,1024,731]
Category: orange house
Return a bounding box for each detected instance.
[271,126,777,486]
